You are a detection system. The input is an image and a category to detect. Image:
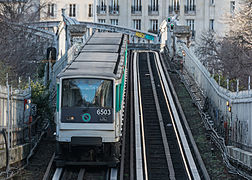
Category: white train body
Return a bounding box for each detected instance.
[55,32,127,166]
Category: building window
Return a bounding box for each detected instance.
[98,0,106,13]
[185,0,196,14]
[110,0,119,14]
[69,4,76,17]
[186,0,195,7]
[210,0,214,5]
[100,0,106,9]
[111,19,118,25]
[209,19,214,31]
[98,19,106,23]
[150,19,158,33]
[149,0,158,11]
[169,0,180,14]
[47,4,55,17]
[132,0,142,13]
[187,19,195,39]
[230,1,235,13]
[88,4,93,17]
[133,19,141,30]
[173,0,180,10]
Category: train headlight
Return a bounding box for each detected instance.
[67,116,75,120]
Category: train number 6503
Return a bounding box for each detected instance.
[96,109,111,116]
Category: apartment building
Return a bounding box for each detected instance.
[40,0,241,41]
[40,0,94,22]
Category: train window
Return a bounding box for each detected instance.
[62,78,113,108]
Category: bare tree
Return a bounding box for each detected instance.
[196,0,252,89]
[196,31,222,73]
[0,0,52,86]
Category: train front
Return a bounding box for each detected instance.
[55,77,119,167]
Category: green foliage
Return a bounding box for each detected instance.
[213,74,240,92]
[30,81,53,122]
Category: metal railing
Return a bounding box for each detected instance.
[109,5,119,14]
[169,5,180,14]
[131,5,142,14]
[148,5,159,15]
[97,5,107,14]
[184,5,196,14]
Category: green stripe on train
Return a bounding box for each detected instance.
[56,84,59,112]
[116,85,120,112]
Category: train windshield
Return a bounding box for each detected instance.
[62,78,113,108]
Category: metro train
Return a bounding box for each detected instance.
[54,32,128,167]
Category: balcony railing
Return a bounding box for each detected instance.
[148,29,158,34]
[97,5,107,14]
[148,5,159,15]
[131,5,142,14]
[184,5,196,15]
[169,5,180,14]
[109,5,119,14]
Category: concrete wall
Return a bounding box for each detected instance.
[182,44,252,150]
[0,85,31,148]
[0,143,30,169]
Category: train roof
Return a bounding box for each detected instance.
[81,45,119,53]
[58,32,126,79]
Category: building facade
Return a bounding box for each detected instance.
[40,0,94,22]
[40,0,241,41]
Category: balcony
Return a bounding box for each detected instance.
[97,5,107,15]
[148,29,158,34]
[109,5,119,15]
[184,5,196,15]
[131,5,142,14]
[148,5,159,16]
[169,5,180,14]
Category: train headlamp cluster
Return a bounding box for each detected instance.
[67,116,75,120]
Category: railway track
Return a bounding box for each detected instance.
[50,167,118,180]
[42,50,201,180]
[136,51,200,180]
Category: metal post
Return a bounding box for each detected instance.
[248,76,250,91]
[227,79,229,90]
[218,75,220,86]
[18,77,21,89]
[6,73,10,150]
[166,25,171,51]
[10,86,13,148]
[29,76,31,93]
[236,79,239,93]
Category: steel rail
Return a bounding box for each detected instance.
[42,153,55,180]
[129,52,135,180]
[52,168,63,180]
[133,52,144,180]
[159,53,211,180]
[146,53,175,180]
[77,168,85,180]
[110,168,118,180]
[154,51,200,179]
[137,52,149,180]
